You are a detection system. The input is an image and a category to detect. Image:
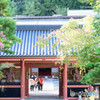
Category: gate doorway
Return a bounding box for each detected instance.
[28,67,59,99]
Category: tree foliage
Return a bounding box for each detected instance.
[9,0,91,16]
[35,15,94,63]
[23,0,41,16]
[0,63,7,80]
[78,0,96,5]
[0,0,21,54]
[13,0,25,15]
[35,0,100,85]
[80,0,100,85]
[55,6,67,16]
[81,47,100,84]
[0,0,10,16]
[38,0,56,16]
[81,66,100,84]
[9,0,17,16]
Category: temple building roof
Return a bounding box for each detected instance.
[0,16,84,57]
[0,25,62,57]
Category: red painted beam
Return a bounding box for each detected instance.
[0,60,77,64]
[15,63,60,68]
[68,85,90,88]
[25,61,61,63]
[0,57,61,59]
[0,85,21,88]
[0,57,77,63]
[68,97,85,100]
[25,64,59,68]
[0,61,21,63]
[0,56,77,59]
[70,60,77,63]
[0,98,20,100]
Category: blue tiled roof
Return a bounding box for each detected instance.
[16,25,62,30]
[0,25,62,57]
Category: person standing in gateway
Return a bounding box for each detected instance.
[31,73,37,81]
[39,77,43,91]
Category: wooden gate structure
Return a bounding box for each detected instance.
[0,57,93,100]
[0,16,93,100]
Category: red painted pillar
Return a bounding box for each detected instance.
[63,64,67,99]
[59,67,63,97]
[21,59,25,99]
[59,66,63,97]
[25,67,29,97]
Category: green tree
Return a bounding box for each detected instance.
[17,0,25,15]
[0,64,5,80]
[79,0,100,85]
[35,15,95,64]
[81,46,100,84]
[55,6,67,16]
[9,0,91,16]
[55,0,91,9]
[0,0,21,54]
[9,0,17,16]
[78,0,96,5]
[23,0,41,16]
[35,0,100,86]
[38,0,56,16]
[0,0,10,16]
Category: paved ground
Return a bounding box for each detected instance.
[25,92,64,100]
[24,78,65,100]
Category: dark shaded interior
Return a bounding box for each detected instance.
[39,68,51,76]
